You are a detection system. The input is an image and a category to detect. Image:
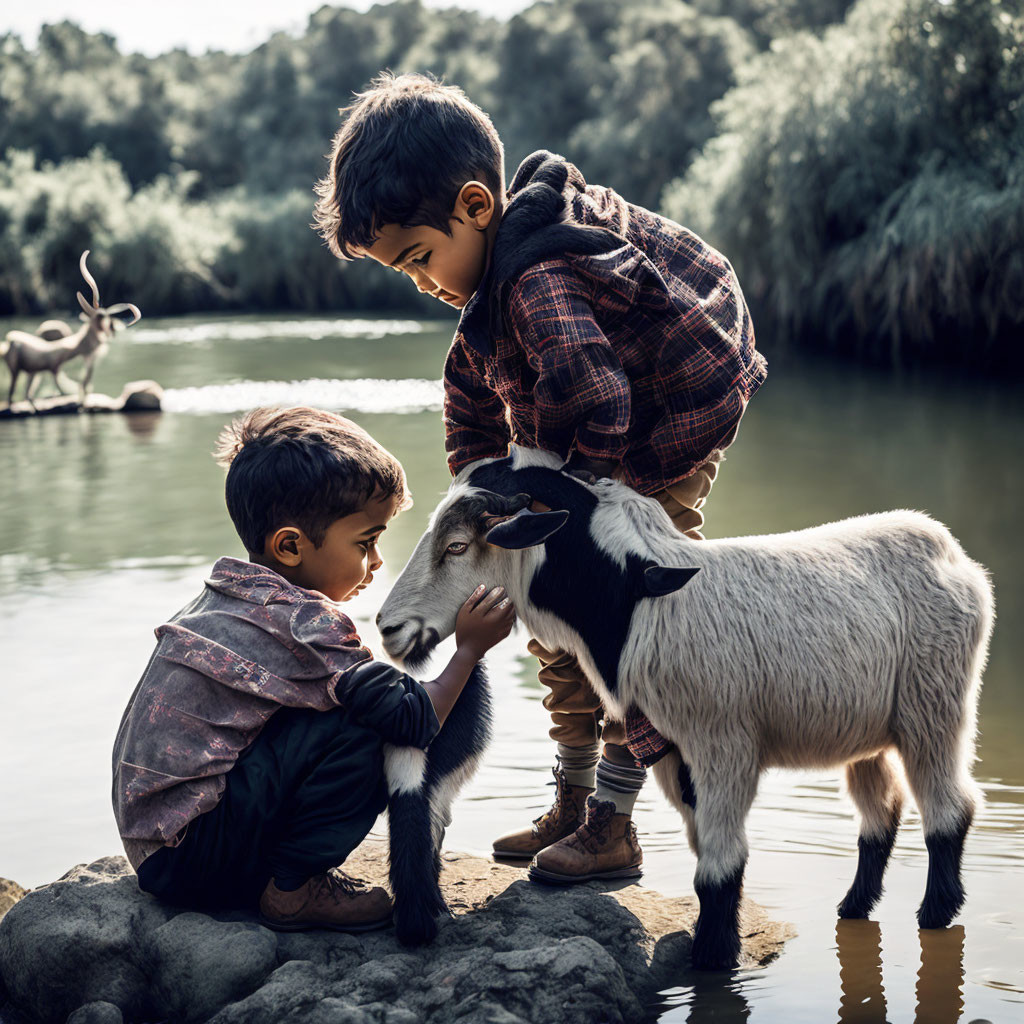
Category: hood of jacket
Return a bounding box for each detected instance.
[457,150,627,357]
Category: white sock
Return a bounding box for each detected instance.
[557,742,600,789]
[593,756,646,816]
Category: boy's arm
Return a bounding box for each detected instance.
[506,262,631,469]
[336,584,513,742]
[444,340,512,477]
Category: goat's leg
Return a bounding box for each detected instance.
[895,658,982,930]
[6,368,17,406]
[80,356,95,401]
[899,738,977,930]
[689,759,759,970]
[651,748,698,854]
[51,368,65,395]
[24,372,37,409]
[838,751,904,919]
[383,745,447,946]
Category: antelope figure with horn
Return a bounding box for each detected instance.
[1,250,142,407]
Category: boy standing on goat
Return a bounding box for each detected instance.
[313,73,766,883]
[112,406,514,931]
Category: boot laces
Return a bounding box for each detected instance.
[573,799,615,852]
[532,767,569,829]
[317,869,364,898]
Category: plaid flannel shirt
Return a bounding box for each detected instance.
[444,152,766,496]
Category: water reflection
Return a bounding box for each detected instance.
[1,314,1021,1023]
[652,975,752,1024]
[835,919,966,1024]
[836,920,888,1023]
[915,927,966,1024]
[657,919,968,1023]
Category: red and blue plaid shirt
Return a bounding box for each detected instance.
[444,152,766,497]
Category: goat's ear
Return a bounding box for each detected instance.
[486,509,569,549]
[642,565,700,596]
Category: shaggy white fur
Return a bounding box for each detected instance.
[378,446,994,965]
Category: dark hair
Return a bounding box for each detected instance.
[313,71,505,260]
[214,406,412,554]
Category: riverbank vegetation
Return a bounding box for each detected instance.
[1,0,1020,369]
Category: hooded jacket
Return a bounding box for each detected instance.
[444,150,766,496]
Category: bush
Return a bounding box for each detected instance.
[662,0,1024,369]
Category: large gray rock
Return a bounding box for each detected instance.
[0,842,793,1024]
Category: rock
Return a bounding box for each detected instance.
[118,379,163,411]
[0,879,26,923]
[0,379,162,418]
[65,1001,124,1024]
[0,841,794,1024]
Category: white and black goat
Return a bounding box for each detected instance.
[1,250,141,406]
[377,447,993,969]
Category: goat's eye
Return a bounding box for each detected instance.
[446,541,468,555]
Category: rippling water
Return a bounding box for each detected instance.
[1,312,1021,1022]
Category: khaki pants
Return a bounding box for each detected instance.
[529,457,720,758]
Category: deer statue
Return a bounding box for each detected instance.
[1,251,141,408]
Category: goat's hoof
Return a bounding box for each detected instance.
[917,905,956,930]
[837,893,872,919]
[394,906,442,947]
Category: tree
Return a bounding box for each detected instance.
[663,0,1024,368]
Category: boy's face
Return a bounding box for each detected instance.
[274,492,401,603]
[359,181,497,310]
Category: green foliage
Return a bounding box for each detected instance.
[692,0,857,47]
[663,0,1024,368]
[0,148,433,316]
[567,1,753,208]
[1,0,1019,370]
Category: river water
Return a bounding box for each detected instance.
[1,313,1020,1023]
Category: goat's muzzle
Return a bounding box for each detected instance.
[379,617,440,667]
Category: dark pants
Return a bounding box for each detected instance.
[137,705,388,912]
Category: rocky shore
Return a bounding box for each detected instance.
[0,841,793,1024]
[0,380,162,419]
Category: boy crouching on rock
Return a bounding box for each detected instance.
[112,406,514,932]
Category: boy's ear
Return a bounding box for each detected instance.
[267,526,305,566]
[456,181,495,229]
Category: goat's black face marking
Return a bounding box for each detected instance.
[432,490,530,563]
[467,459,675,694]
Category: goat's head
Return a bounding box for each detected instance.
[378,449,700,688]
[76,250,141,339]
[376,481,569,666]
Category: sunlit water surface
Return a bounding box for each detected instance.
[1,313,1021,1023]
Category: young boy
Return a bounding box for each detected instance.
[112,405,514,930]
[313,73,766,883]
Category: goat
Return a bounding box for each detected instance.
[1,251,141,407]
[377,447,994,969]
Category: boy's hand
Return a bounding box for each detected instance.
[456,584,515,658]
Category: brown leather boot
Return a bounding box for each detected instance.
[492,766,593,860]
[529,796,643,884]
[259,868,393,932]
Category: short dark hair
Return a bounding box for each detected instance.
[313,71,505,259]
[214,406,412,554]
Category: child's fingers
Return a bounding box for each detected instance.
[474,586,506,612]
[487,596,514,619]
[462,584,488,610]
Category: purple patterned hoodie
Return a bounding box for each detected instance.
[112,557,439,870]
